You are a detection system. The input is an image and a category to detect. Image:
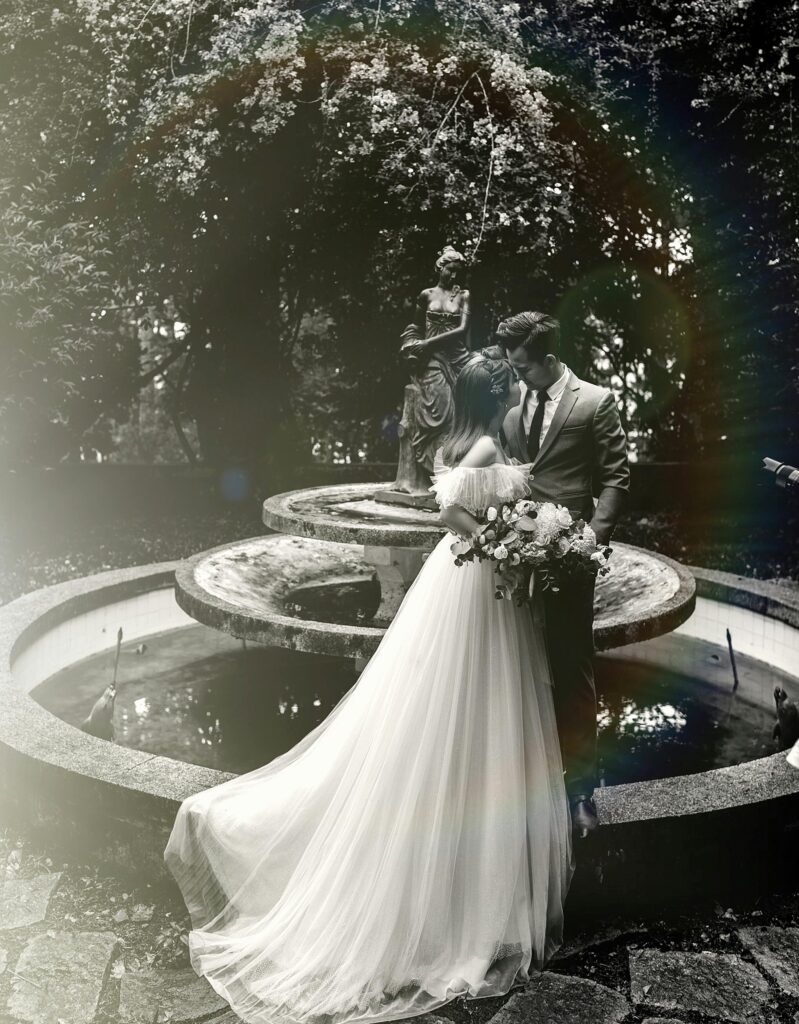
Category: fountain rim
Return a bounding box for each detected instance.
[174,535,385,659]
[174,534,697,654]
[1,560,798,830]
[262,481,446,549]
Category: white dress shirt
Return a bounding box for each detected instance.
[521,364,570,444]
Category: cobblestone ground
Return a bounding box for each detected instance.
[3,824,799,1024]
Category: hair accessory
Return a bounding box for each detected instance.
[466,353,508,396]
[435,245,467,271]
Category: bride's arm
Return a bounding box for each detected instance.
[439,504,480,540]
[437,436,495,539]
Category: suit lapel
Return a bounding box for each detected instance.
[533,371,580,467]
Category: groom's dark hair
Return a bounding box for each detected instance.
[496,312,560,362]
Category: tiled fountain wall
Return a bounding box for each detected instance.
[11,587,194,695]
[674,595,799,678]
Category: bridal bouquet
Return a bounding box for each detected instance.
[450,499,611,603]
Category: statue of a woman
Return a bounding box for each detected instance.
[398,245,472,477]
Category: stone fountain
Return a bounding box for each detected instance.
[4,274,799,918]
[175,279,695,654]
[174,481,696,668]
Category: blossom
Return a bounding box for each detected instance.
[555,505,572,528]
[486,506,498,521]
[571,527,598,556]
[494,544,509,560]
[527,503,564,545]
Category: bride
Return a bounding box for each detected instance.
[164,353,576,1024]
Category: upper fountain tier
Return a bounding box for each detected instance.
[263,482,446,549]
[174,481,697,658]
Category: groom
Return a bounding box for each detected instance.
[497,312,630,838]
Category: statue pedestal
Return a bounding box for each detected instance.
[362,544,429,626]
[375,382,438,511]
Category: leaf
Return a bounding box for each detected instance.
[515,515,538,532]
[450,538,473,558]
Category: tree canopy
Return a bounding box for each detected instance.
[1,0,796,469]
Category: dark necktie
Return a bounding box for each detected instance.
[526,388,550,460]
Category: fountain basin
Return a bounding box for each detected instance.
[175,535,697,656]
[0,561,794,888]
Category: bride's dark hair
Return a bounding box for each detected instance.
[442,354,513,465]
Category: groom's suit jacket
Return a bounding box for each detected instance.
[501,370,630,544]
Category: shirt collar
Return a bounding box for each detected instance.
[547,364,570,401]
[522,364,570,402]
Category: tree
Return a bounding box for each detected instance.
[2,0,796,471]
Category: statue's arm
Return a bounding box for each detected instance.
[414,290,429,330]
[588,390,630,546]
[399,291,430,365]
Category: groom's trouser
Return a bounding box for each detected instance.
[542,577,598,801]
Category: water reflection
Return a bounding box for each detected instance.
[34,625,356,774]
[594,649,788,785]
[32,625,797,783]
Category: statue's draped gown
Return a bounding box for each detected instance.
[409,309,473,473]
[164,453,575,1024]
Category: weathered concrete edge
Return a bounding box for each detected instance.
[174,536,384,660]
[595,544,696,649]
[262,482,444,549]
[0,559,797,838]
[687,563,799,630]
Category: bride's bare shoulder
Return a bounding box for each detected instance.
[458,436,500,469]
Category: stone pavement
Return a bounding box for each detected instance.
[2,851,799,1024]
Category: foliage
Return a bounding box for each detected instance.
[1,0,796,468]
[0,175,124,463]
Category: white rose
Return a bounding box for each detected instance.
[494,544,509,560]
[510,552,521,565]
[555,506,572,528]
[486,506,498,521]
[571,525,598,555]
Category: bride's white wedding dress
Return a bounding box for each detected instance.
[164,449,575,1024]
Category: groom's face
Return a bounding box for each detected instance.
[505,343,558,391]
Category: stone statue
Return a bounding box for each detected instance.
[377,246,472,507]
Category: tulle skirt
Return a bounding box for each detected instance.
[164,531,576,1024]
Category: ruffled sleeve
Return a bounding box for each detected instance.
[429,447,533,515]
